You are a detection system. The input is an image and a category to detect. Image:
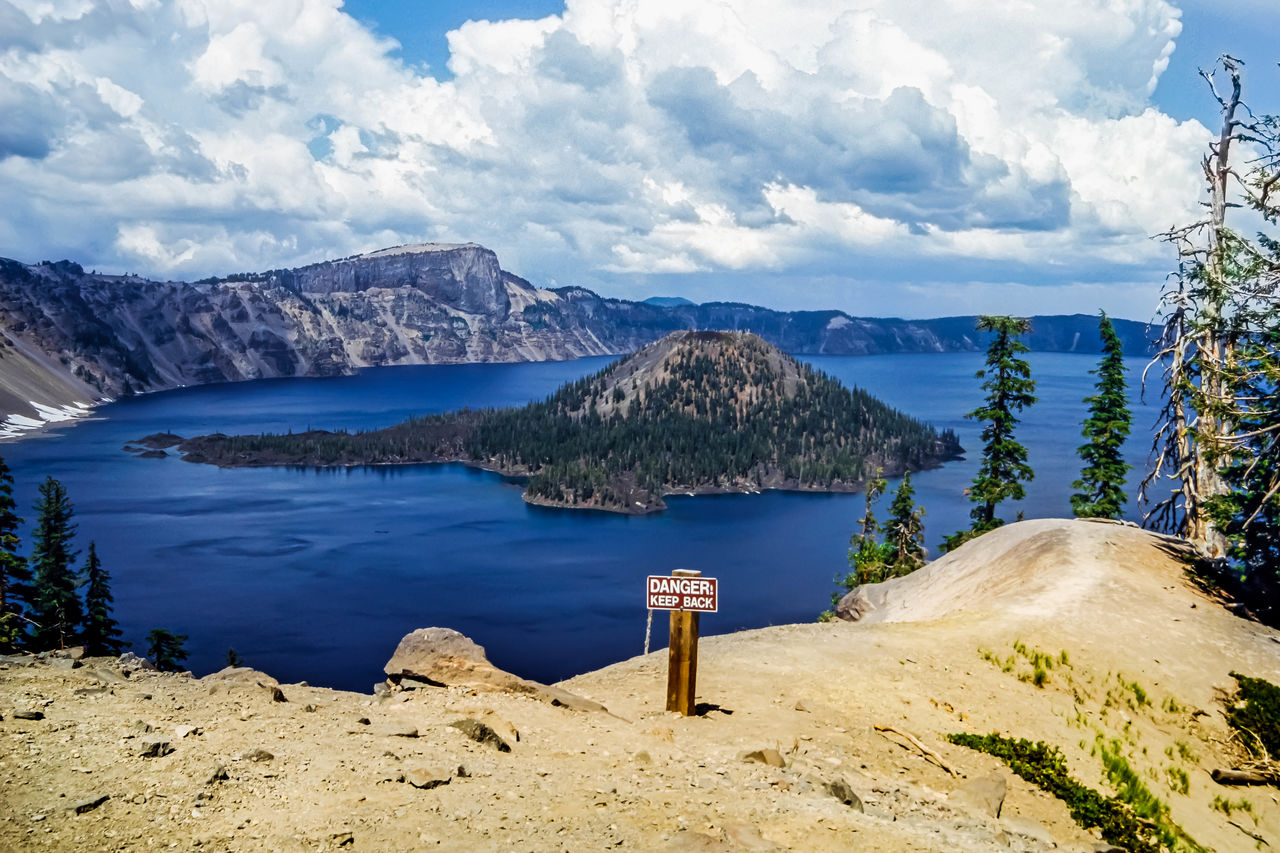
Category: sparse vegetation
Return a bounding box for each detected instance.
[1223,671,1280,760]
[947,733,1174,853]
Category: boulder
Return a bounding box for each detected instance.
[824,777,865,811]
[449,718,512,752]
[384,628,518,690]
[117,652,154,674]
[70,794,108,815]
[949,771,1006,818]
[137,737,173,758]
[202,666,279,686]
[383,627,608,713]
[741,748,786,768]
[835,587,874,622]
[404,765,453,790]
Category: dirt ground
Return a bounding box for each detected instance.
[2,519,1277,852]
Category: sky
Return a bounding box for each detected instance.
[1,1,1276,321]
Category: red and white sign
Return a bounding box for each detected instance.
[646,575,718,612]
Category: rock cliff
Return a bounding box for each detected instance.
[0,244,1153,432]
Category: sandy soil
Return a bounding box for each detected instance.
[1,519,1276,852]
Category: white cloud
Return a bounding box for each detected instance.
[0,0,1219,319]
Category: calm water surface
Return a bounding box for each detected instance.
[1,353,1156,689]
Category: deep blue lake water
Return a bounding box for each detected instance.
[1,352,1156,690]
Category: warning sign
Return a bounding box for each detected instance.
[646,574,718,612]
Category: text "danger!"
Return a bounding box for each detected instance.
[646,575,718,612]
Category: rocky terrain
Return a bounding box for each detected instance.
[0,244,1152,434]
[134,331,960,514]
[1,519,1275,852]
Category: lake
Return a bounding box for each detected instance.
[0,351,1158,690]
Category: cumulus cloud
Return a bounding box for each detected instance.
[0,0,1214,317]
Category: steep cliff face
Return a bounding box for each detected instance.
[0,244,1153,432]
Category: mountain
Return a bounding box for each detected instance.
[642,296,696,307]
[0,243,1154,432]
[147,331,962,513]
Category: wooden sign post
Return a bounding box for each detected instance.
[646,569,718,716]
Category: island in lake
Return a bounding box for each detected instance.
[134,331,962,514]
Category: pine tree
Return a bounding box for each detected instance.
[882,472,926,573]
[944,316,1037,551]
[80,542,123,656]
[30,476,80,650]
[0,455,32,652]
[1207,325,1280,621]
[146,628,188,672]
[1071,313,1132,519]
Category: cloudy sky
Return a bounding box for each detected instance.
[1,1,1276,320]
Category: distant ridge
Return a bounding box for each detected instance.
[0,244,1154,433]
[642,296,696,307]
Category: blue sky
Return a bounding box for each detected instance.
[1,1,1276,320]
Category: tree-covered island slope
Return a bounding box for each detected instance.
[140,331,961,514]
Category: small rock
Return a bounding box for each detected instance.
[330,831,355,847]
[49,657,79,670]
[1002,816,1055,845]
[383,727,419,739]
[130,720,153,735]
[1091,844,1126,853]
[264,684,287,702]
[137,737,173,758]
[793,700,810,713]
[87,667,127,685]
[356,717,370,726]
[304,704,318,713]
[633,750,653,765]
[175,725,203,739]
[0,654,35,667]
[118,652,154,673]
[949,771,1007,819]
[404,765,453,789]
[449,719,512,752]
[204,765,229,786]
[741,748,786,768]
[241,748,274,763]
[67,646,85,661]
[70,794,109,815]
[824,777,865,811]
[722,821,783,851]
[13,709,45,721]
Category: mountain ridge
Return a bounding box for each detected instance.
[0,243,1154,435]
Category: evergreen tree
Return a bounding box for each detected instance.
[1207,326,1280,621]
[833,472,928,604]
[883,472,926,572]
[0,455,32,652]
[146,628,189,672]
[30,476,80,650]
[80,542,123,656]
[1071,313,1132,519]
[944,316,1037,552]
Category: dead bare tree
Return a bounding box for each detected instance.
[1142,56,1280,559]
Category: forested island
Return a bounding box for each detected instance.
[134,331,962,514]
